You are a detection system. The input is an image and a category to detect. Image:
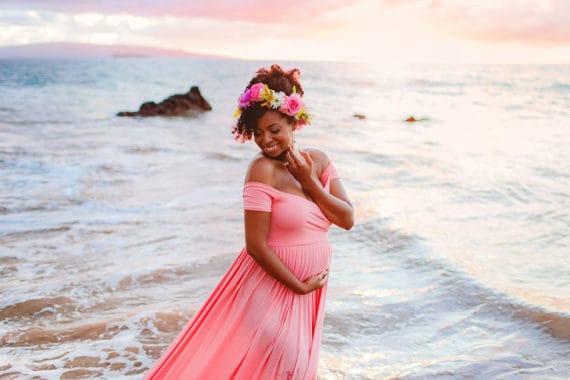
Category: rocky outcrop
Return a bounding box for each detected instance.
[117,86,212,117]
[405,116,429,122]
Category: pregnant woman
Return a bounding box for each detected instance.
[145,64,354,379]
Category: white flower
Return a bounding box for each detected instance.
[270,92,285,109]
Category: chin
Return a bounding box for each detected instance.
[263,149,286,160]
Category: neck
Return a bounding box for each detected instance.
[263,151,287,162]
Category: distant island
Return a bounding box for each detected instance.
[0,42,229,59]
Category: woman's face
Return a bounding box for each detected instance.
[254,110,295,159]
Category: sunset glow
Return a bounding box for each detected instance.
[0,0,569,63]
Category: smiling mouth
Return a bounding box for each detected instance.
[264,144,280,154]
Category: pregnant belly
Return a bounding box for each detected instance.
[271,242,332,280]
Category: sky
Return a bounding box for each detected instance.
[0,0,569,63]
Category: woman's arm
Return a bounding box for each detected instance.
[244,210,327,295]
[243,156,328,294]
[285,148,354,230]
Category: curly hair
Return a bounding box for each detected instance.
[233,64,304,142]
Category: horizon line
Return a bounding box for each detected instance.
[0,42,569,65]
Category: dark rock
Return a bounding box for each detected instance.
[405,116,428,122]
[117,86,212,117]
[353,113,366,119]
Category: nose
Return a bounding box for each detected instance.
[262,132,273,144]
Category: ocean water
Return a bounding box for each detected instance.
[0,58,569,379]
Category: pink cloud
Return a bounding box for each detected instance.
[381,0,570,45]
[1,0,359,23]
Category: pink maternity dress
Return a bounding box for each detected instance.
[145,162,339,380]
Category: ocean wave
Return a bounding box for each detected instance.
[0,225,72,243]
[346,218,570,342]
[0,310,193,378]
[547,82,570,92]
[124,145,163,154]
[513,304,570,342]
[348,150,402,168]
[0,106,15,114]
[2,118,80,126]
[204,151,242,161]
[1,309,190,346]
[410,78,464,88]
[349,217,422,255]
[0,296,75,321]
[0,202,82,216]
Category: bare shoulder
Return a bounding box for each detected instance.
[303,148,330,173]
[244,154,278,185]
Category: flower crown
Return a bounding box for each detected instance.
[233,82,312,130]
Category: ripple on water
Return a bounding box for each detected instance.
[1,310,193,378]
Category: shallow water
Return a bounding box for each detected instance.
[1,59,569,379]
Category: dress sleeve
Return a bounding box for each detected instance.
[326,161,339,180]
[319,160,340,189]
[243,182,274,212]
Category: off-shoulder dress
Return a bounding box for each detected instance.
[145,162,339,380]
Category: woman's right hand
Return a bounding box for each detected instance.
[284,147,318,190]
[299,269,329,294]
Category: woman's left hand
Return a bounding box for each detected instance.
[285,147,317,187]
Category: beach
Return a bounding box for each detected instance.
[1,59,569,379]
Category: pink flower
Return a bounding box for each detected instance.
[278,101,288,114]
[248,83,265,102]
[238,89,251,108]
[285,93,303,115]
